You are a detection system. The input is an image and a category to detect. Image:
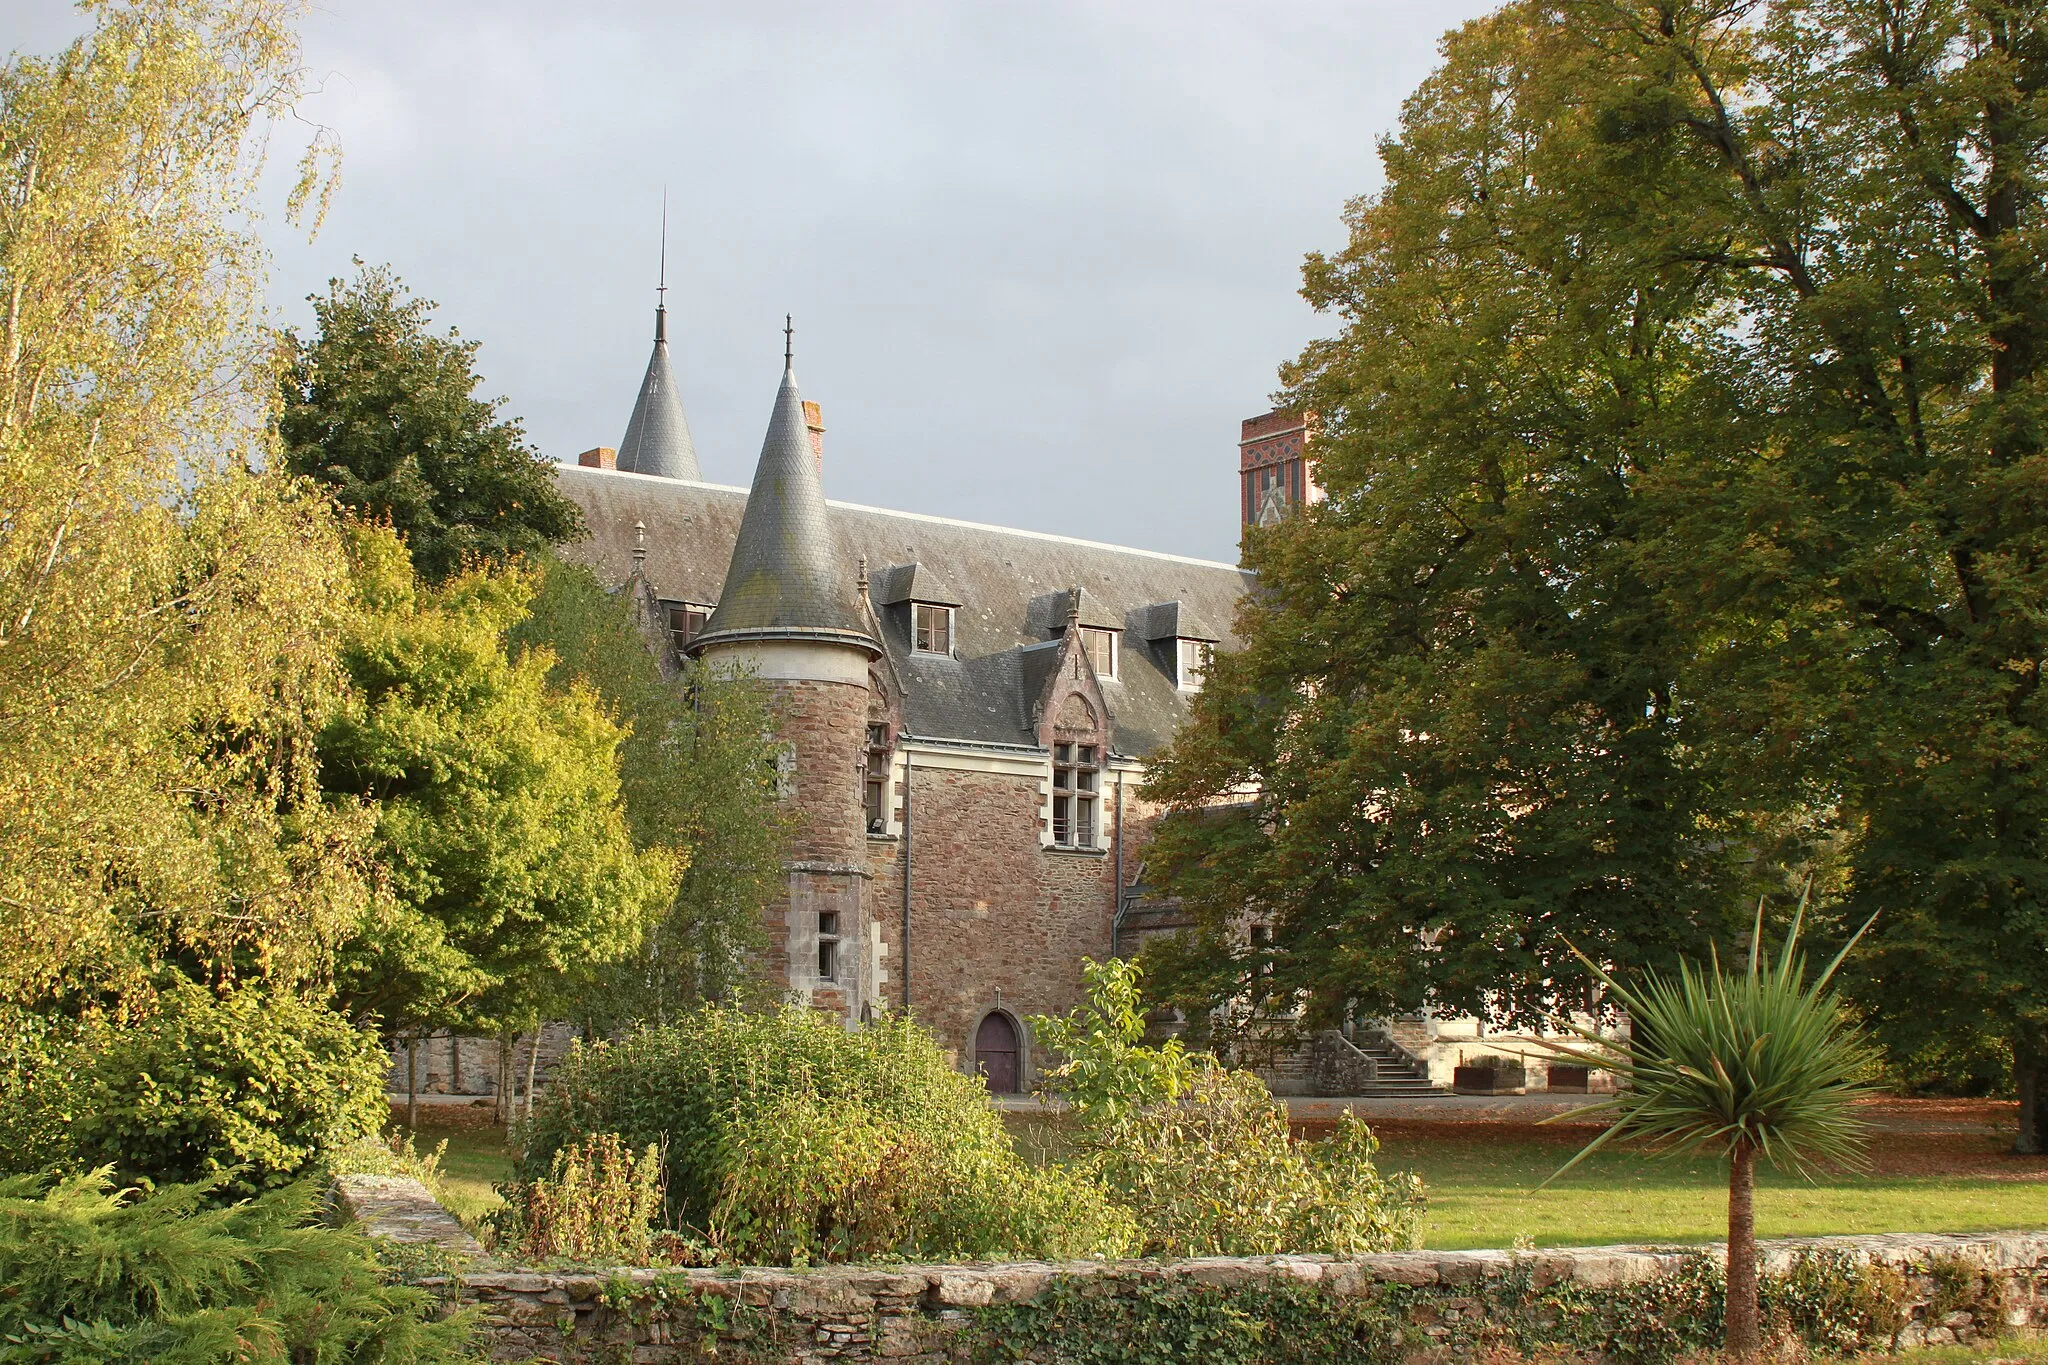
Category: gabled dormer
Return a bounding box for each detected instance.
[1129,600,1220,691]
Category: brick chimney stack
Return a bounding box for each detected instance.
[578,446,618,470]
[1238,411,1320,532]
[802,401,825,471]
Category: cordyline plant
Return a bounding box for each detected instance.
[1545,891,1880,1358]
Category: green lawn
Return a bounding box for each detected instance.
[398,1118,514,1228]
[1372,1130,2048,1251]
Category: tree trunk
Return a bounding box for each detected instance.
[449,1030,462,1094]
[1726,1139,1759,1358]
[405,1034,418,1133]
[523,1027,542,1123]
[494,1035,509,1130]
[2016,1045,2047,1156]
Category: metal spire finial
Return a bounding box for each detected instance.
[653,191,669,344]
[783,314,794,366]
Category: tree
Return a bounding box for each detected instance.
[511,553,788,1026]
[1550,900,1879,1357]
[322,528,677,1055]
[0,0,371,1012]
[278,263,583,583]
[1144,0,2048,1146]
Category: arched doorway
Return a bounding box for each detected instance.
[974,1012,1020,1094]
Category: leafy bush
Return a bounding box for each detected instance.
[10,983,389,1199]
[0,1169,476,1363]
[1030,958,1201,1123]
[1088,1067,1422,1257]
[1034,959,1424,1257]
[520,1004,1133,1263]
[491,1133,663,1265]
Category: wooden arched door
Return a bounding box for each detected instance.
[974,1012,1020,1094]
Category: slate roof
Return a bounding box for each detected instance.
[616,307,702,479]
[553,466,1256,760]
[693,359,877,652]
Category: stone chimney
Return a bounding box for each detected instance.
[578,446,618,470]
[803,401,824,471]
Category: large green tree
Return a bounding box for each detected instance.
[512,553,789,1025]
[1147,0,2047,1145]
[278,263,583,582]
[323,528,676,1041]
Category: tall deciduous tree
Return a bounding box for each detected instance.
[0,0,369,1010]
[278,264,583,583]
[1146,0,2047,1145]
[512,553,788,1024]
[323,528,677,1043]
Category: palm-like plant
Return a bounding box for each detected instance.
[1546,893,1880,1358]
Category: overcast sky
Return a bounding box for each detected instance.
[15,1,1494,564]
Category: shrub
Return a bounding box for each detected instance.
[1034,958,1424,1258]
[491,1133,663,1265]
[520,1004,1134,1263]
[0,1169,476,1363]
[44,982,392,1198]
[1088,1067,1423,1257]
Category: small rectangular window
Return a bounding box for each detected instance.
[1177,638,1212,690]
[913,603,953,655]
[817,910,840,980]
[1080,627,1118,679]
[666,602,711,654]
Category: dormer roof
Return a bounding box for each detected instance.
[1128,599,1221,643]
[871,561,964,608]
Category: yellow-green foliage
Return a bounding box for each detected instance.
[524,1005,1134,1264]
[325,526,680,1036]
[0,0,366,1010]
[495,1134,664,1266]
[1088,1067,1423,1258]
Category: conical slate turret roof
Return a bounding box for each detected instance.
[617,306,700,479]
[690,345,877,654]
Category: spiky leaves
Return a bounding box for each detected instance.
[1550,897,1880,1355]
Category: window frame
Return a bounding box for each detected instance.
[1176,637,1212,691]
[912,602,954,656]
[863,723,892,835]
[817,909,841,981]
[1050,741,1101,849]
[664,601,713,654]
[1080,626,1119,680]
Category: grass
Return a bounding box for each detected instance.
[1368,1126,2048,1251]
[395,1114,514,1228]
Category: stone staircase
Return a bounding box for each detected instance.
[1312,1027,1442,1097]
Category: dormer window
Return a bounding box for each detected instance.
[1176,638,1212,691]
[913,603,954,655]
[1080,626,1118,680]
[666,601,712,654]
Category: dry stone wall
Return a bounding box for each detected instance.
[362,1211,2047,1364]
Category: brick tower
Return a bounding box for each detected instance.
[688,329,881,1023]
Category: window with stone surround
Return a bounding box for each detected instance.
[864,724,891,834]
[1176,638,1211,691]
[1052,742,1100,848]
[817,910,840,981]
[913,603,953,655]
[1080,626,1118,680]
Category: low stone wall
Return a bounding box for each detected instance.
[403,1233,2045,1363]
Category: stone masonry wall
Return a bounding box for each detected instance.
[435,1233,2046,1363]
[870,764,1174,1084]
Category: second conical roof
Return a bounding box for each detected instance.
[617,308,700,479]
